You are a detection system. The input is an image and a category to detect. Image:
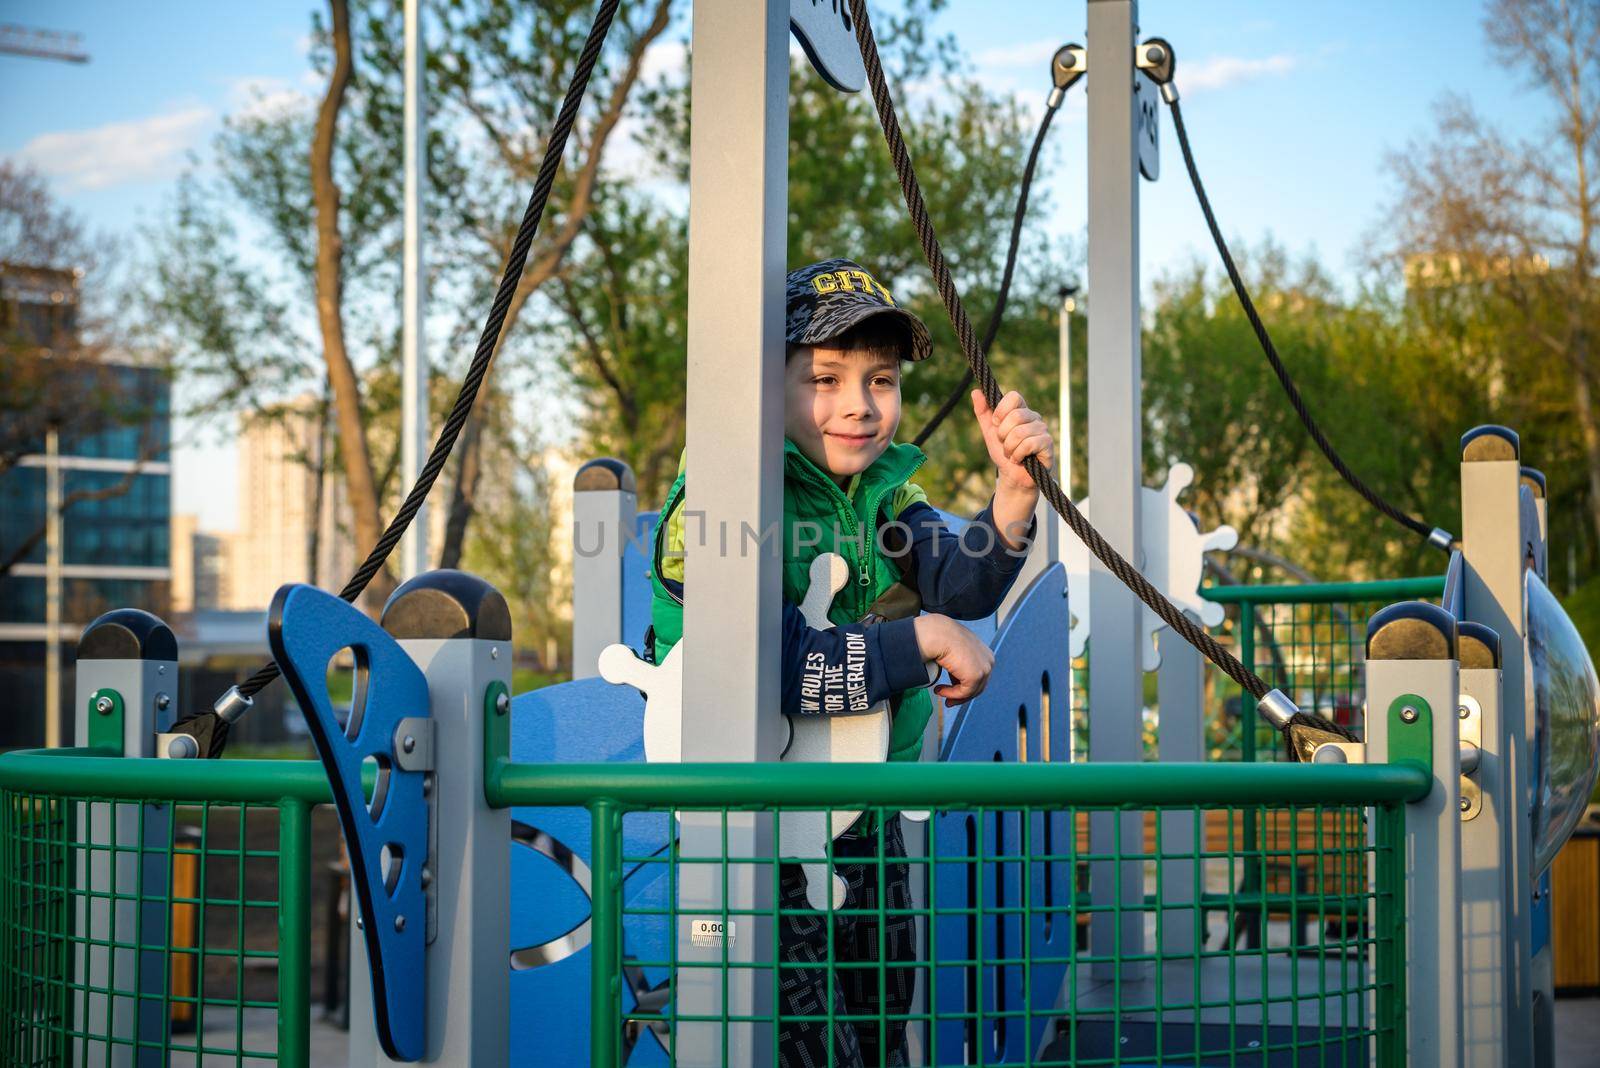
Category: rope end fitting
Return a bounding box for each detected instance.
[1051,44,1085,106]
[1136,37,1179,103]
[1427,527,1456,552]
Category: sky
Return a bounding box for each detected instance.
[0,1,1556,532]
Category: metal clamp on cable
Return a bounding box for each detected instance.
[1049,44,1085,108]
[1256,688,1297,730]
[214,684,254,723]
[1428,527,1456,552]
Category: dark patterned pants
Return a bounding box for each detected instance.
[777,817,917,1068]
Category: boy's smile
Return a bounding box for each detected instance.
[784,345,903,486]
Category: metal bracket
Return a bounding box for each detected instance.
[87,687,124,750]
[155,732,200,759]
[393,716,440,945]
[394,718,435,772]
[1311,741,1367,764]
[1458,694,1482,820]
[1388,694,1435,789]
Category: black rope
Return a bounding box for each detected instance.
[1167,96,1446,551]
[845,0,1275,706]
[218,0,623,716]
[911,99,1058,448]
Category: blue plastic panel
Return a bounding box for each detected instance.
[268,584,431,1062]
[507,677,671,1065]
[621,511,658,653]
[932,563,1072,1062]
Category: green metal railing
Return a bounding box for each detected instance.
[496,760,1425,1066]
[0,751,329,1068]
[0,749,1425,1067]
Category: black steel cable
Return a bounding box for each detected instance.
[910,99,1058,448]
[221,0,622,712]
[845,0,1275,705]
[1167,96,1446,551]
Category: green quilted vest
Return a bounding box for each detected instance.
[648,439,935,762]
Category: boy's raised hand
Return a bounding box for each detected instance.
[972,390,1054,491]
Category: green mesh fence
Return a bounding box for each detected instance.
[494,760,1423,1067]
[1070,578,1446,763]
[0,755,326,1068]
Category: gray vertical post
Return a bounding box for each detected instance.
[45,426,63,747]
[1156,625,1203,955]
[1364,602,1464,1068]
[1086,0,1146,978]
[348,571,512,1067]
[571,458,638,679]
[72,609,178,1067]
[678,3,787,1061]
[1458,425,1534,1064]
[400,0,429,580]
[1456,621,1508,1066]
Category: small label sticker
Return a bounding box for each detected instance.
[689,918,735,948]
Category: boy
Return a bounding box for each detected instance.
[647,258,1054,1066]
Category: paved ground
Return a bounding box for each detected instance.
[172,997,1600,1064]
[1559,997,1600,1067]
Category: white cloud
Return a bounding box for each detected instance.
[1183,53,1296,93]
[640,38,688,84]
[227,75,311,121]
[15,106,213,191]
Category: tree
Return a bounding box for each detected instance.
[1381,0,1600,575]
[552,1,1076,509]
[139,0,676,610]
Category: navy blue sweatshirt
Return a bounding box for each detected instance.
[658,501,1033,715]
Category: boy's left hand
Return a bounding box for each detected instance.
[972,390,1054,492]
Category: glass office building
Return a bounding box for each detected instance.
[0,263,171,748]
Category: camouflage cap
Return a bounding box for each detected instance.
[784,258,932,362]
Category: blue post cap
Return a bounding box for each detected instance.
[1460,425,1520,462]
[1456,621,1502,670]
[77,608,177,661]
[574,457,636,493]
[381,569,512,642]
[1366,601,1458,661]
[1520,467,1547,499]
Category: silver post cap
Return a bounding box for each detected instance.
[1256,688,1298,730]
[213,685,254,724]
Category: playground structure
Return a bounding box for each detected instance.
[2,2,1599,1066]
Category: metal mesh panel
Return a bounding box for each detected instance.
[602,799,1406,1067]
[1,790,311,1067]
[1070,579,1446,763]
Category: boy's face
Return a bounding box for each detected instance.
[784,345,902,484]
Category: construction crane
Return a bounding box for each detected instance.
[0,24,89,64]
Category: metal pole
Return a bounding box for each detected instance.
[1059,291,1075,501]
[1458,426,1534,1064]
[401,0,429,579]
[1085,0,1146,979]
[678,1,788,1061]
[45,426,62,747]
